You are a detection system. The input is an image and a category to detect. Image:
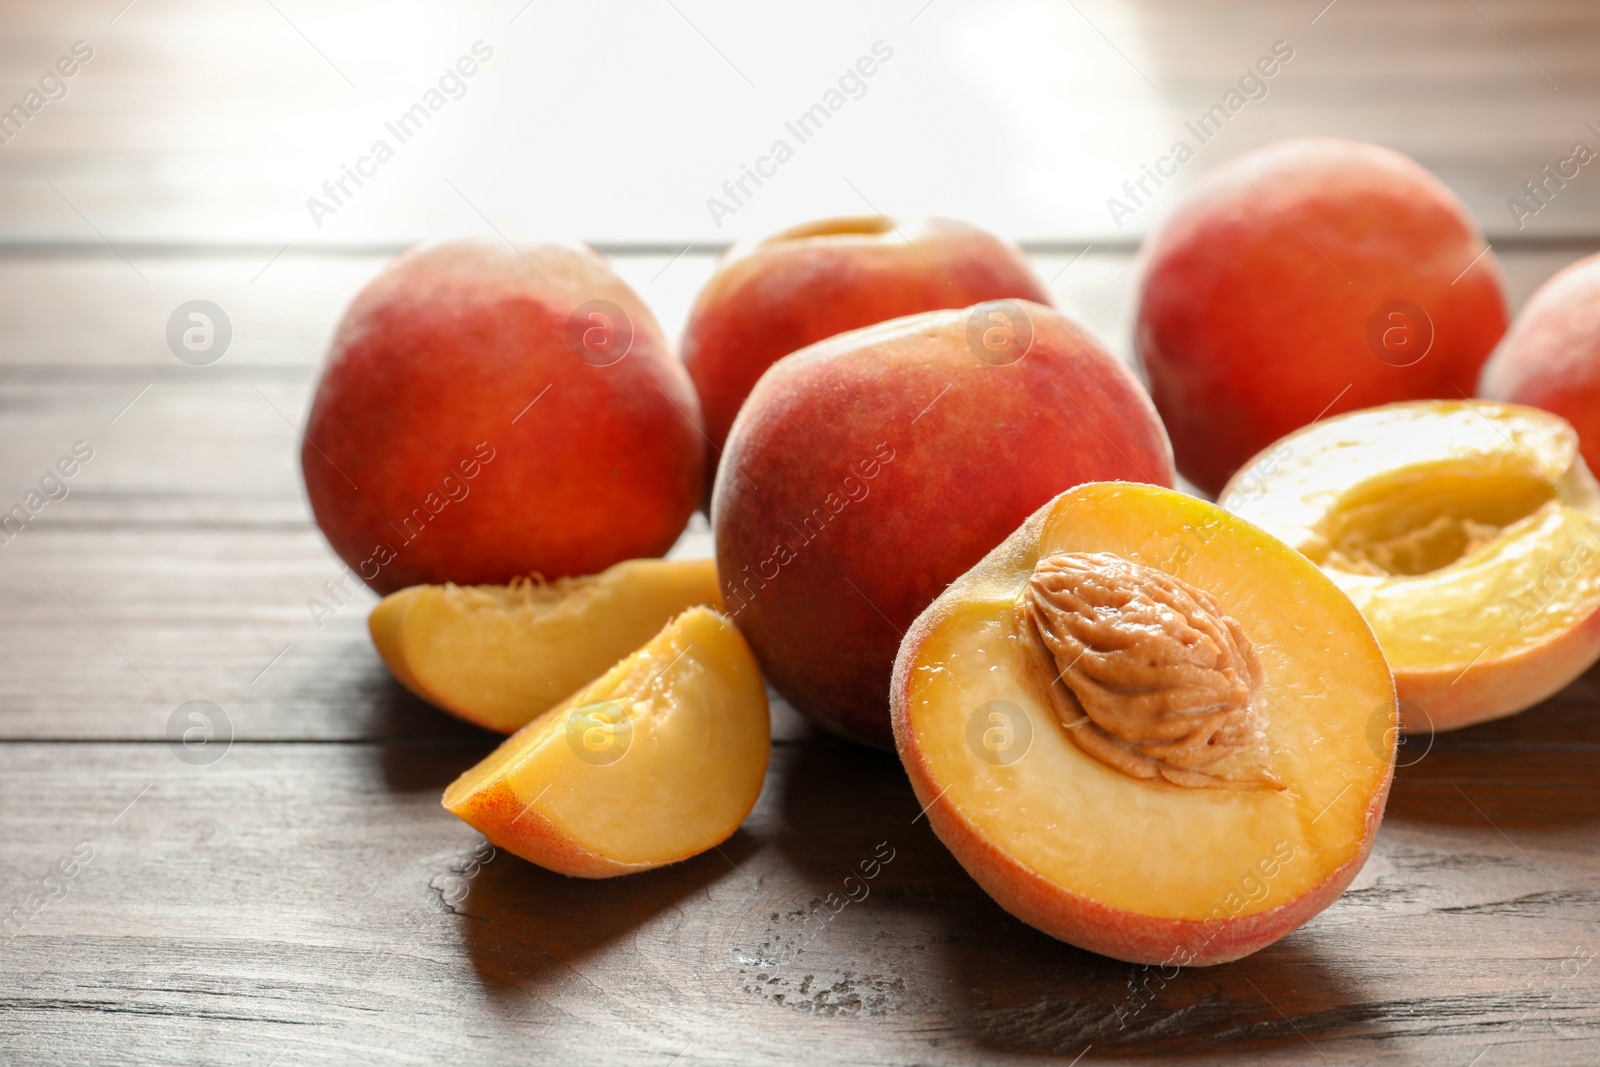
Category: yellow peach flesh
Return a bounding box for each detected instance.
[1224,401,1600,730]
[369,558,722,733]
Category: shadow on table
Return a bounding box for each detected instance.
[363,673,505,793]
[757,739,1375,1059]
[372,691,1459,1056]
[455,829,760,1012]
[1385,676,1600,829]
[936,935,1374,1059]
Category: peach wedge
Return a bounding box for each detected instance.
[369,558,722,733]
[1223,401,1600,732]
[443,607,770,878]
[891,482,1395,966]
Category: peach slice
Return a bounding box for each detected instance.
[443,607,769,878]
[1223,401,1600,732]
[369,558,722,733]
[891,482,1394,965]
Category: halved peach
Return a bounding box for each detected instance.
[1223,400,1600,732]
[443,607,769,878]
[891,482,1394,966]
[369,558,722,733]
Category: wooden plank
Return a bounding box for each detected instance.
[0,243,1586,378]
[1,737,1597,1065]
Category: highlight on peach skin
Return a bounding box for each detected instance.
[681,215,1050,487]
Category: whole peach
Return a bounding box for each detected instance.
[1136,138,1508,495]
[713,300,1174,748]
[1480,252,1600,473]
[303,239,703,595]
[682,216,1050,486]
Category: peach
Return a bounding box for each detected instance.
[892,482,1395,965]
[713,301,1174,749]
[1481,252,1600,474]
[443,607,769,878]
[302,238,704,595]
[369,558,722,733]
[1136,137,1509,495]
[682,216,1050,484]
[1223,400,1600,732]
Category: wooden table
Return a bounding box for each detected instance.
[3,2,1599,1064]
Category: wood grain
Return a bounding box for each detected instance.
[5,0,1600,1061]
[3,726,1598,1067]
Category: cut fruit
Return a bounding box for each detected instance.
[891,482,1394,965]
[369,558,722,733]
[443,607,770,878]
[1223,401,1600,732]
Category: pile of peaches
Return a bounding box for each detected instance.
[302,138,1600,968]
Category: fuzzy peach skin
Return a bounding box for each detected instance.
[1481,252,1600,476]
[1396,609,1600,732]
[682,216,1050,485]
[1136,137,1509,495]
[906,774,1385,966]
[446,773,637,878]
[713,301,1174,749]
[302,238,704,595]
[891,483,1395,965]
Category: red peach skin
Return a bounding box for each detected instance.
[1137,138,1508,494]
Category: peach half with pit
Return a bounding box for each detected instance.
[891,482,1394,965]
[1224,400,1600,733]
[444,607,769,878]
[369,558,722,733]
